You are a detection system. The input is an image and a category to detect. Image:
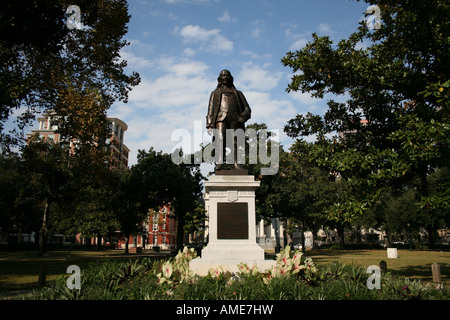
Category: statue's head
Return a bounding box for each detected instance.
[217,69,234,88]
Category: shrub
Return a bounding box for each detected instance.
[19,246,449,300]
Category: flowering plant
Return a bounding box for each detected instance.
[262,245,317,284]
[237,262,259,276]
[156,247,197,286]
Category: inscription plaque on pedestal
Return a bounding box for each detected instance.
[217,202,248,239]
[189,174,275,276]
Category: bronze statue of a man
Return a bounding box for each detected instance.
[206,69,251,171]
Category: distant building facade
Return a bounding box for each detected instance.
[114,205,178,250]
[24,114,181,250]
[26,113,129,169]
[108,118,130,169]
[147,205,178,250]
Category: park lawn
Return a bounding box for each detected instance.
[305,249,450,286]
[0,249,161,292]
[1,248,449,294]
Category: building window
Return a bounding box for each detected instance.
[152,214,159,232]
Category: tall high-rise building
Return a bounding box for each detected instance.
[108,118,130,169]
[27,113,130,168]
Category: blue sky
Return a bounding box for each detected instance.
[35,0,371,167]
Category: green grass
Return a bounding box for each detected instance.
[304,249,450,286]
[1,248,449,299]
[0,249,168,294]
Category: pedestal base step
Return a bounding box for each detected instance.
[189,258,276,276]
[200,243,265,261]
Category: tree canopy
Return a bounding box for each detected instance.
[0,0,140,152]
[282,0,449,223]
[132,148,204,250]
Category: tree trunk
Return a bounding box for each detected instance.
[176,216,185,252]
[311,226,318,249]
[17,225,22,243]
[39,200,49,256]
[124,235,129,254]
[426,225,437,245]
[283,219,293,246]
[96,234,102,251]
[336,224,345,247]
[301,230,306,253]
[385,229,392,247]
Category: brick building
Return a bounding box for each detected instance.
[115,205,178,250]
[148,205,178,250]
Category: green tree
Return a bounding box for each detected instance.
[20,136,73,255]
[183,200,207,244]
[170,157,203,251]
[0,0,140,152]
[282,0,449,225]
[49,145,120,250]
[0,153,41,243]
[131,148,203,251]
[109,167,147,254]
[259,147,352,249]
[66,178,119,250]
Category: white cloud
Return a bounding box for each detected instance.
[289,38,308,51]
[240,50,272,61]
[218,11,236,23]
[244,91,296,133]
[109,56,216,165]
[248,20,264,39]
[109,103,135,121]
[118,39,155,70]
[355,40,369,51]
[318,23,334,35]
[285,29,309,51]
[236,64,282,91]
[183,48,196,57]
[176,25,234,53]
[120,50,153,70]
[128,74,211,109]
[125,119,174,164]
[177,25,216,42]
[289,91,318,105]
[149,10,178,20]
[159,57,210,77]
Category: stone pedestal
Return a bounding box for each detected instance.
[189,173,276,275]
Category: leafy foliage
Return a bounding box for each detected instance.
[25,247,449,300]
[281,0,450,222]
[131,148,204,250]
[0,0,140,152]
